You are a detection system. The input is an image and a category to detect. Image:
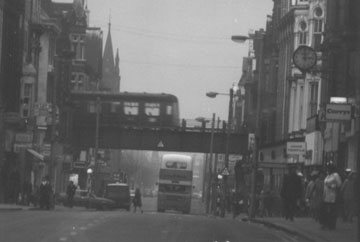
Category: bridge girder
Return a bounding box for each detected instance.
[72,127,248,154]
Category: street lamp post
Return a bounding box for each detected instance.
[232,33,263,219]
[93,97,100,194]
[204,113,216,214]
[206,88,234,217]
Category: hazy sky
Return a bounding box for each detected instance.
[85,0,273,121]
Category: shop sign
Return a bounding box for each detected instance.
[13,143,33,153]
[4,112,21,123]
[15,133,33,143]
[325,103,352,121]
[286,142,306,155]
[41,143,51,157]
[73,161,86,169]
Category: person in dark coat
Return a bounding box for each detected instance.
[66,181,77,208]
[39,177,52,210]
[281,166,302,221]
[133,188,143,213]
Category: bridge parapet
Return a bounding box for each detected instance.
[71,126,248,154]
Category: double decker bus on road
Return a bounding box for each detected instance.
[157,154,193,214]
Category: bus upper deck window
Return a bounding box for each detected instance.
[165,161,187,169]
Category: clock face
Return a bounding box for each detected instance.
[293,46,317,72]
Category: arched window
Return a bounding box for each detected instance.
[298,21,307,46]
[313,7,324,51]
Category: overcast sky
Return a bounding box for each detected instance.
[84,0,273,121]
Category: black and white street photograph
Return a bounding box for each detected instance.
[0,0,359,242]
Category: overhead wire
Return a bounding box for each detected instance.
[119,59,242,69]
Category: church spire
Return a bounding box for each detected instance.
[101,13,120,93]
[103,16,114,68]
[115,48,120,75]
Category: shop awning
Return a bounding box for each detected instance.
[27,149,44,161]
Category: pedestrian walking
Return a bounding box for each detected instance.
[22,181,32,206]
[341,171,356,222]
[320,163,342,230]
[66,181,77,208]
[232,191,246,219]
[133,188,143,213]
[310,171,325,222]
[39,176,52,210]
[305,172,316,219]
[280,165,302,221]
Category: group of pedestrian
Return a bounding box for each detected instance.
[283,162,357,231]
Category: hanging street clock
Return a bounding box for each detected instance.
[292,45,317,72]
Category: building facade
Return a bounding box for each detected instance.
[0,0,105,203]
[322,0,360,173]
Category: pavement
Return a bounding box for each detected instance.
[242,215,358,242]
[0,203,358,242]
[0,203,87,212]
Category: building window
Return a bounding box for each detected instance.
[24,83,32,99]
[313,13,324,51]
[308,82,319,117]
[314,7,323,17]
[70,72,86,91]
[271,150,276,160]
[70,34,85,60]
[21,82,33,118]
[299,85,304,126]
[299,21,307,45]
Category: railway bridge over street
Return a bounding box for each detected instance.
[71,125,248,155]
[67,91,248,155]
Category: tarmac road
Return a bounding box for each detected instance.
[0,197,303,242]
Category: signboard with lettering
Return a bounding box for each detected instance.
[286,142,306,156]
[4,112,21,123]
[15,133,33,143]
[325,103,352,121]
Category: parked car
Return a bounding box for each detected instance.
[104,183,131,211]
[85,193,116,210]
[56,189,89,207]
